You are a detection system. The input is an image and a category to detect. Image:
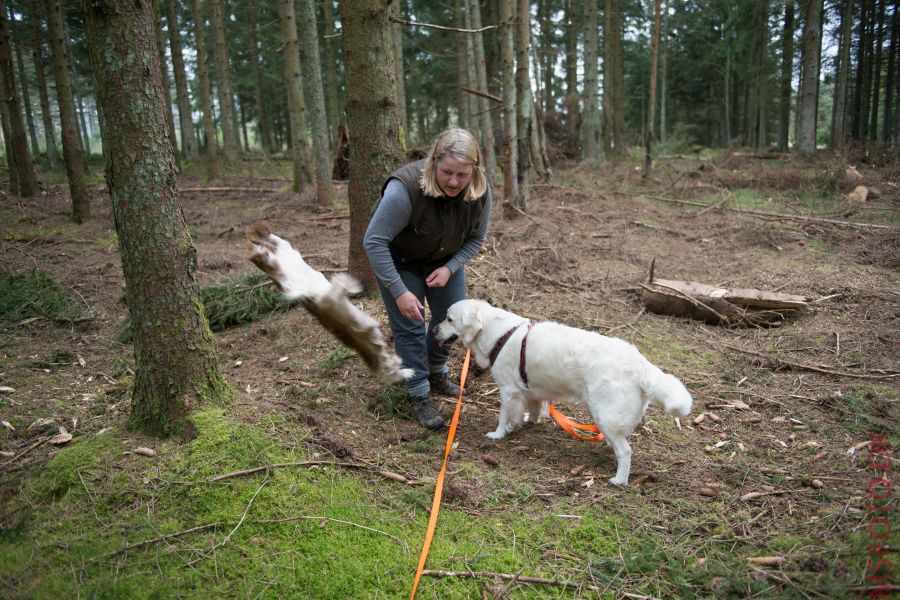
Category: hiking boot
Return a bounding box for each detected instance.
[410,395,445,430]
[428,371,467,398]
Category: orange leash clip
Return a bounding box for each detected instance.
[410,347,471,600]
[548,403,604,442]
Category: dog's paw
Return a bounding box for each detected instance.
[608,476,628,487]
[485,431,506,440]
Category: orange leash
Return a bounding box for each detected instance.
[410,348,471,600]
[548,403,604,442]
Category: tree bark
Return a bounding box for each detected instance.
[643,0,661,179]
[500,0,518,203]
[515,0,531,211]
[868,0,886,140]
[581,0,600,161]
[322,0,340,148]
[339,0,404,289]
[45,0,88,219]
[660,0,669,146]
[28,0,60,169]
[604,0,624,156]
[882,0,897,142]
[468,0,496,183]
[12,23,41,159]
[390,0,408,146]
[247,0,271,157]
[564,0,580,152]
[779,0,796,151]
[209,0,238,160]
[0,8,38,198]
[277,0,313,192]
[297,0,336,205]
[84,0,231,438]
[166,0,196,160]
[189,0,218,180]
[152,0,180,170]
[796,0,822,156]
[832,0,853,147]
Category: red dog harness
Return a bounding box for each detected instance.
[487,320,534,387]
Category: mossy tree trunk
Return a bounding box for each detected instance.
[339,0,404,289]
[797,0,822,156]
[45,0,88,221]
[0,8,38,198]
[84,0,232,438]
[580,0,600,162]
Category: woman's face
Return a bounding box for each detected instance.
[434,155,473,198]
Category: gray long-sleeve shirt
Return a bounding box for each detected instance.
[363,179,492,299]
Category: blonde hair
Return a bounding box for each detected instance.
[420,128,488,201]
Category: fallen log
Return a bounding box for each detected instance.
[641,277,809,327]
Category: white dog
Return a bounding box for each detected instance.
[433,299,692,486]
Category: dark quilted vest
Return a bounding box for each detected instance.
[378,159,486,266]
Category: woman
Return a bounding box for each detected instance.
[364,128,492,429]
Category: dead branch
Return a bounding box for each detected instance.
[722,342,900,380]
[253,515,409,555]
[0,437,49,470]
[84,522,221,565]
[390,16,496,34]
[209,460,368,482]
[461,86,502,103]
[180,187,276,193]
[641,194,897,230]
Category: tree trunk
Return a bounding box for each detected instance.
[277,0,313,192]
[322,0,340,148]
[660,0,669,147]
[456,1,470,130]
[0,8,38,198]
[339,0,404,289]
[189,0,218,180]
[166,0,196,160]
[209,0,238,160]
[75,94,91,157]
[515,0,531,211]
[500,0,518,203]
[248,0,271,157]
[297,0,336,206]
[45,0,88,220]
[779,0,796,151]
[581,0,600,161]
[84,0,231,438]
[28,1,60,169]
[390,0,407,146]
[152,0,180,170]
[538,0,554,114]
[882,0,897,142]
[796,0,822,156]
[832,0,853,148]
[468,0,496,183]
[12,26,41,159]
[643,0,661,179]
[463,0,480,141]
[564,0,580,153]
[605,0,624,156]
[868,0,886,140]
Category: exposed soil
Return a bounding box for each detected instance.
[1,153,898,595]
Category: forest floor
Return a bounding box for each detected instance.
[1,149,898,599]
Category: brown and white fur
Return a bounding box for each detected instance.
[433,299,692,486]
[247,222,412,383]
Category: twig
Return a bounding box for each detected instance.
[180,187,276,193]
[254,515,409,555]
[461,86,502,103]
[420,569,594,591]
[209,460,369,482]
[186,478,269,567]
[0,437,49,470]
[84,522,221,565]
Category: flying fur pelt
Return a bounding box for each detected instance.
[246,222,412,383]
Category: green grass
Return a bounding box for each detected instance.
[0,269,87,322]
[317,345,357,372]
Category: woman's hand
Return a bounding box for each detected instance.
[426,266,452,288]
[396,291,425,321]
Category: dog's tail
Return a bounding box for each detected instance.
[640,364,692,417]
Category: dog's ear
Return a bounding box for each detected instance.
[460,303,483,344]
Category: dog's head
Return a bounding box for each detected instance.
[433,299,484,347]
